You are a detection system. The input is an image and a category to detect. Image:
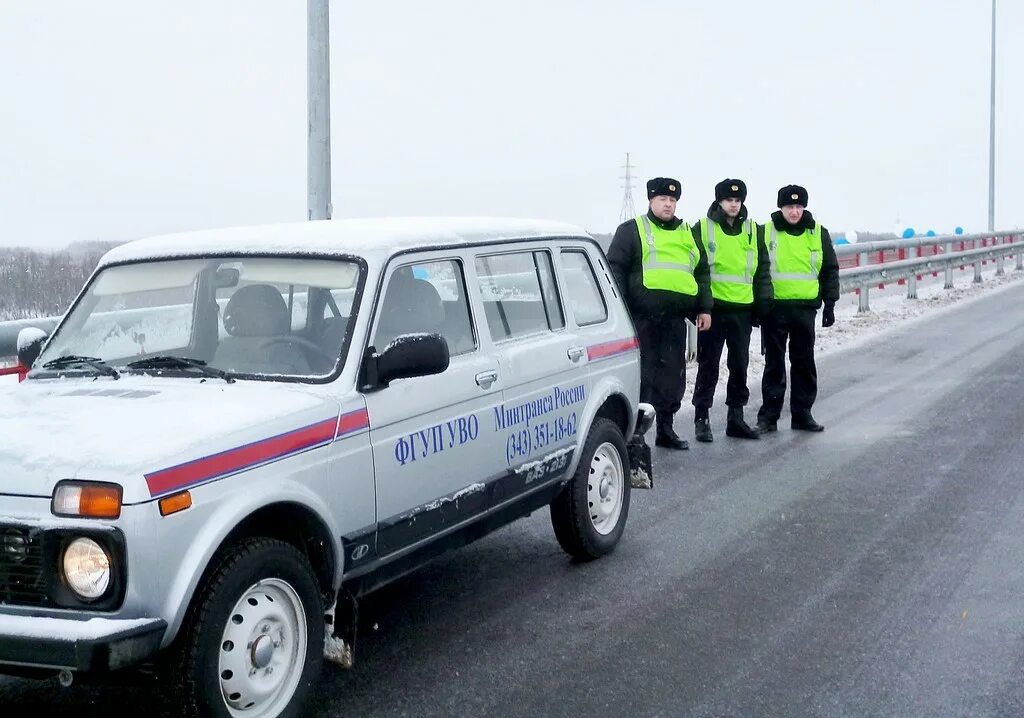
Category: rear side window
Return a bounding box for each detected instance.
[373,259,476,356]
[559,250,608,326]
[475,251,564,341]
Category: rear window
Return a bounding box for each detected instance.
[475,251,564,341]
[559,250,607,326]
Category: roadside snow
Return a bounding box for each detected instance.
[688,266,1024,405]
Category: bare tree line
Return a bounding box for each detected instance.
[0,241,120,321]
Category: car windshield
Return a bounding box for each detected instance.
[34,256,362,381]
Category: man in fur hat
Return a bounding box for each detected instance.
[756,185,840,433]
[691,179,772,442]
[607,177,712,450]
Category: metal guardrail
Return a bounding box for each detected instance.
[1,230,1021,366]
[834,230,1023,311]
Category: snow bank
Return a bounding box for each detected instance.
[688,266,1024,405]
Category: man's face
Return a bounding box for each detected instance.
[650,195,677,221]
[782,204,805,224]
[720,198,742,218]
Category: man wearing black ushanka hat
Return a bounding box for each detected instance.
[756,184,840,433]
[690,179,772,442]
[607,177,712,450]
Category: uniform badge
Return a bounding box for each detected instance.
[791,193,799,200]
[669,184,676,192]
[731,185,738,191]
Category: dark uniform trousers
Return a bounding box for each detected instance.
[692,311,752,411]
[635,315,688,417]
[757,305,818,422]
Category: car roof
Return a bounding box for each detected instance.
[98,217,593,268]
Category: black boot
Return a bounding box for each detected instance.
[756,418,778,434]
[726,407,760,440]
[655,413,689,450]
[791,411,824,432]
[694,408,713,443]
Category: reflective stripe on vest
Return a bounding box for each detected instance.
[768,223,822,300]
[702,218,756,305]
[636,215,699,296]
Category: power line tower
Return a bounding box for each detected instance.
[619,152,637,222]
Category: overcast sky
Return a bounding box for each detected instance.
[1,1,1019,249]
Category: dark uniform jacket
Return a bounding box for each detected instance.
[767,210,841,310]
[607,210,713,319]
[691,202,773,314]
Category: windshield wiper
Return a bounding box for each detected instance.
[127,355,235,383]
[41,355,120,379]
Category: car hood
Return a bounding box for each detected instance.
[0,375,344,504]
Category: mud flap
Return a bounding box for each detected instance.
[324,588,358,669]
[628,437,653,489]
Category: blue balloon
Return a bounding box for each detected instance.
[834,237,850,245]
[954,226,964,235]
[925,230,936,237]
[902,228,915,239]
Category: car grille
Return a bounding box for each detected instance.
[0,525,50,607]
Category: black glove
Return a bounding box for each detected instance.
[821,303,835,328]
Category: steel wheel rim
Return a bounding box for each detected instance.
[218,578,308,717]
[587,441,624,535]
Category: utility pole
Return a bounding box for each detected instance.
[308,0,332,221]
[619,153,637,222]
[988,0,996,231]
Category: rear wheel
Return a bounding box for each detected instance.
[174,537,325,718]
[550,418,631,560]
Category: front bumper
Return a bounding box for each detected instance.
[0,614,166,672]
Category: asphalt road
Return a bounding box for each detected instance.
[4,282,1024,717]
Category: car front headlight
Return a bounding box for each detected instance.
[62,537,111,600]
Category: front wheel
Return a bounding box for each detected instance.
[174,537,325,718]
[550,418,631,560]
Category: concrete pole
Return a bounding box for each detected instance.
[308,0,332,221]
[988,0,997,232]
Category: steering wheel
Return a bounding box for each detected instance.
[260,336,338,367]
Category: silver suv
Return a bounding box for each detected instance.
[0,218,653,717]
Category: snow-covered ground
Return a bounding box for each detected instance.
[690,264,1024,405]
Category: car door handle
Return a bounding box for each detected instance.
[475,370,498,389]
[567,346,585,362]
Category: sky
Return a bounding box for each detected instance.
[0,1,1020,249]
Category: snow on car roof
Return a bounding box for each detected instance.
[99,217,592,267]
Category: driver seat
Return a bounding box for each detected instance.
[213,284,311,375]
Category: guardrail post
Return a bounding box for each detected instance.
[996,235,1006,276]
[858,250,870,312]
[1016,234,1024,271]
[907,272,917,299]
[974,254,983,283]
[944,241,954,289]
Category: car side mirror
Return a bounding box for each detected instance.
[17,327,49,372]
[362,333,449,390]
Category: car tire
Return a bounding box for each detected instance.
[550,418,631,560]
[173,537,325,718]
